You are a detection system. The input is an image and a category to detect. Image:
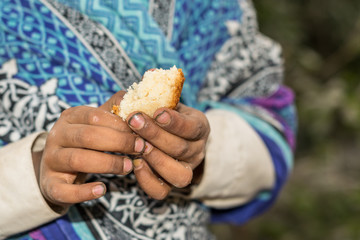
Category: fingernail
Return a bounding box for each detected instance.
[92,184,105,197]
[123,158,133,173]
[155,110,170,125]
[134,137,146,153]
[128,113,145,129]
[133,159,143,169]
[144,141,153,154]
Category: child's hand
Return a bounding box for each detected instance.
[126,103,210,200]
[39,92,140,208]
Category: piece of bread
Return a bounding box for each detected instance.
[112,66,185,120]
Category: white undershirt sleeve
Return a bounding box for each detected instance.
[190,109,275,209]
[0,132,64,239]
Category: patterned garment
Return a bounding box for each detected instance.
[0,0,296,239]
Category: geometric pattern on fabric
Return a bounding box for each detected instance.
[74,174,214,240]
[0,0,120,101]
[45,0,141,89]
[172,0,243,108]
[1,0,297,238]
[149,0,175,40]
[54,0,180,74]
[0,59,69,144]
[198,0,283,102]
[10,174,214,240]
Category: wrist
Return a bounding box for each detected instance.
[31,132,47,186]
[30,133,66,213]
[31,150,43,186]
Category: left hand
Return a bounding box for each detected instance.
[126,103,210,200]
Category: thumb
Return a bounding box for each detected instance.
[99,90,126,111]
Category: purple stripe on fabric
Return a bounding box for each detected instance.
[250,86,297,149]
[259,106,296,150]
[251,86,294,108]
[29,230,46,240]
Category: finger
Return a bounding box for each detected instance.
[153,104,210,140]
[132,158,171,200]
[60,105,130,132]
[99,90,126,111]
[127,112,201,159]
[44,179,106,205]
[141,142,194,188]
[52,124,145,154]
[52,148,133,175]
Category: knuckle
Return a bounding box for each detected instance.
[196,150,206,162]
[173,141,189,158]
[60,107,75,119]
[146,126,161,141]
[40,179,48,196]
[195,113,210,138]
[116,133,136,153]
[176,115,187,131]
[47,185,63,203]
[47,128,57,143]
[143,123,160,140]
[67,151,81,170]
[193,121,203,139]
[60,108,71,118]
[87,108,100,125]
[73,126,92,145]
[106,156,122,174]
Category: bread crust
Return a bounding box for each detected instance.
[168,68,185,109]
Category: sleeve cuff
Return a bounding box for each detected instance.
[0,132,64,239]
[190,109,275,209]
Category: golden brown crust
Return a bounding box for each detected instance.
[169,68,185,109]
[111,105,120,115]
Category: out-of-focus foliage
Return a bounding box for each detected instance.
[210,0,360,239]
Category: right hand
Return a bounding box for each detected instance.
[39,91,143,209]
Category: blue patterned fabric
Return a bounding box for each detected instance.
[52,0,242,109]
[1,0,296,239]
[173,1,242,107]
[55,0,179,74]
[0,0,119,108]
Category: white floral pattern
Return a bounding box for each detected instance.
[0,59,69,143]
[79,174,214,240]
[198,0,283,101]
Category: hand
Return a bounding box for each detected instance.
[126,103,210,200]
[38,91,143,209]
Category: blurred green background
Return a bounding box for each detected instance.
[210,0,360,239]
